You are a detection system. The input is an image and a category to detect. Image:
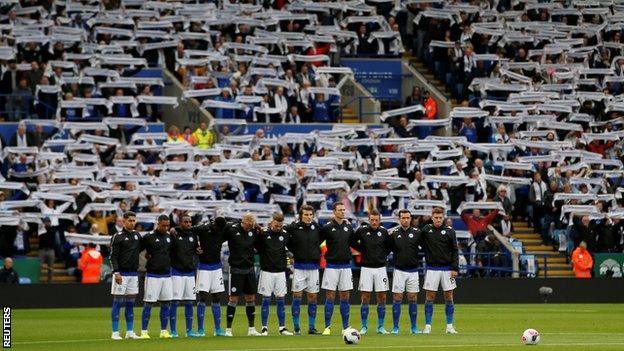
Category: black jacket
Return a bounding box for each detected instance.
[170,227,199,273]
[38,226,59,250]
[320,219,354,265]
[285,220,321,265]
[191,221,226,265]
[110,228,142,273]
[142,230,172,275]
[225,222,259,270]
[9,131,34,147]
[421,224,459,271]
[31,128,58,148]
[256,228,289,272]
[351,223,391,268]
[389,226,422,271]
[0,267,19,284]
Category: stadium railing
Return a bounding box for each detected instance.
[339,75,381,123]
[0,94,57,121]
[489,225,521,278]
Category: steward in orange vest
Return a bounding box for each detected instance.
[571,241,593,278]
[79,243,103,283]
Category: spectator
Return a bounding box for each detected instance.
[491,125,510,144]
[285,105,301,124]
[465,170,487,202]
[405,86,423,107]
[0,61,19,119]
[394,115,415,138]
[356,24,376,55]
[137,85,160,121]
[529,173,548,234]
[215,89,235,119]
[423,91,437,119]
[600,219,623,253]
[14,78,33,119]
[85,211,116,236]
[61,92,82,120]
[311,93,331,122]
[461,209,499,242]
[10,153,32,174]
[0,257,19,284]
[571,241,593,278]
[10,122,33,147]
[78,243,103,284]
[541,181,560,245]
[192,122,215,149]
[167,125,185,143]
[493,185,513,236]
[26,62,44,91]
[38,218,58,283]
[476,234,507,277]
[296,65,314,87]
[31,124,58,148]
[38,200,72,229]
[298,81,313,122]
[112,89,132,117]
[458,118,477,143]
[572,216,599,252]
[272,86,289,123]
[182,126,194,144]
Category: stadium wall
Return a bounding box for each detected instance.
[161,69,213,129]
[3,278,623,309]
[339,75,381,123]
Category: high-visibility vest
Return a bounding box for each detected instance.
[79,248,103,283]
[193,129,214,149]
[424,98,437,119]
[571,247,593,278]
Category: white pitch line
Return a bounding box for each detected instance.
[13,338,112,345]
[205,342,624,351]
[12,337,624,347]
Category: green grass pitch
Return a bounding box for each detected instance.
[11,304,624,350]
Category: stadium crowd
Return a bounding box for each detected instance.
[407,0,624,263]
[0,0,624,284]
[0,0,410,124]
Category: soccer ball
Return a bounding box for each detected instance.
[343,328,361,345]
[521,329,540,345]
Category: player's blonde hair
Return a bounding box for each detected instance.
[241,212,256,226]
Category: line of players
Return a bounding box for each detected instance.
[108,204,459,340]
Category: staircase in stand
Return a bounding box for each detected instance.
[409,59,461,109]
[512,222,574,278]
[341,106,359,124]
[28,236,76,283]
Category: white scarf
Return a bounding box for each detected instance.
[532,181,546,202]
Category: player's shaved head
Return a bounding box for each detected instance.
[156,215,170,233]
[181,214,192,229]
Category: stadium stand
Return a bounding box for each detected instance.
[0,0,623,284]
[405,0,624,276]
